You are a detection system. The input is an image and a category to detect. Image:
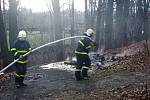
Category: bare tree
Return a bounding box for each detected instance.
[46,0,55,41]
[135,0,144,41]
[85,0,88,29]
[143,0,150,56]
[9,0,18,48]
[115,0,124,47]
[143,0,150,39]
[2,0,6,30]
[71,0,75,47]
[0,0,9,68]
[51,0,64,61]
[95,0,102,51]
[105,0,113,49]
[122,0,129,45]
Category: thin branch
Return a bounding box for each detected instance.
[45,0,54,15]
[1,0,8,7]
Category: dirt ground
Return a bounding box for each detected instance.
[0,61,150,100]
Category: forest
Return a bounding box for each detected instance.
[0,0,150,99]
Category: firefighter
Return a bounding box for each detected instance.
[75,29,97,80]
[11,30,31,88]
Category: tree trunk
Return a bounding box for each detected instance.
[85,0,88,29]
[143,0,149,39]
[116,0,124,47]
[95,0,102,51]
[3,0,6,31]
[128,0,136,43]
[105,0,113,49]
[51,0,64,61]
[71,0,75,47]
[0,0,9,68]
[9,0,18,48]
[122,0,129,45]
[135,0,144,42]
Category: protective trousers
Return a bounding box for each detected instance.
[75,54,91,80]
[15,63,27,85]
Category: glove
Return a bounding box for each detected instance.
[15,54,23,59]
[19,55,23,59]
[15,53,20,59]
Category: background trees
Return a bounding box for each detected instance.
[96,0,150,49]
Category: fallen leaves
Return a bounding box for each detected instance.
[107,83,150,100]
[0,72,15,82]
[106,50,150,73]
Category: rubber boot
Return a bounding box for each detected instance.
[75,71,83,81]
[82,68,90,80]
[20,77,27,87]
[15,76,19,84]
[15,77,22,88]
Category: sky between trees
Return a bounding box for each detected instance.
[19,0,85,12]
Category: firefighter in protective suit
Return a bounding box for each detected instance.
[75,29,97,80]
[11,30,31,88]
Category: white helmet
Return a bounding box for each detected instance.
[18,30,27,38]
[86,29,95,37]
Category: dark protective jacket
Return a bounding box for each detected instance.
[75,34,95,55]
[11,39,31,64]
